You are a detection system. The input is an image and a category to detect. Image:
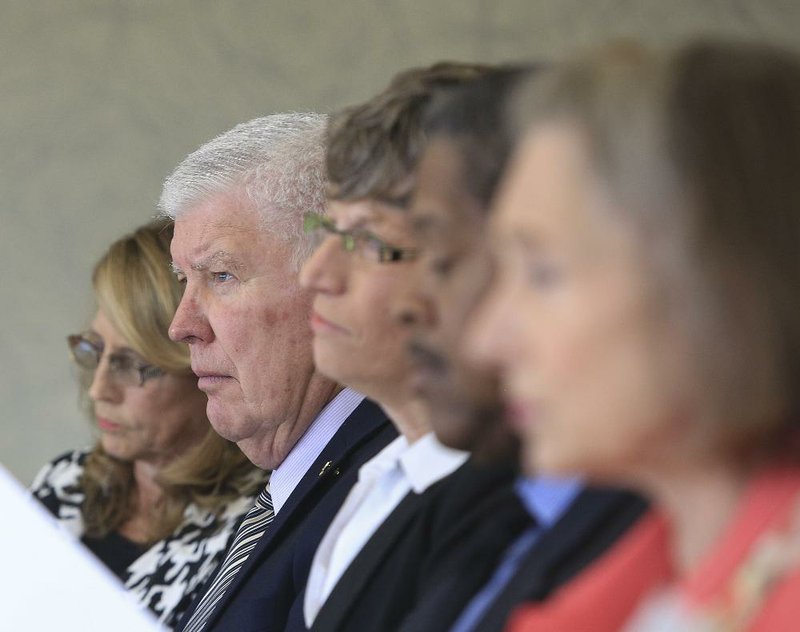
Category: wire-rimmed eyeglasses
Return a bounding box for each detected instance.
[67,332,165,387]
[303,213,418,263]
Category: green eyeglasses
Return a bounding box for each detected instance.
[67,332,165,387]
[303,213,418,263]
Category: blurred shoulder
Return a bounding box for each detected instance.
[30,447,90,493]
[29,447,89,535]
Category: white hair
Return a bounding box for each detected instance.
[159,113,328,269]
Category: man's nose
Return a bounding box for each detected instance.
[169,285,212,344]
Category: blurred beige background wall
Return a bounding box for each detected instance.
[3,0,799,485]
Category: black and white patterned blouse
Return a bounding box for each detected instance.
[31,449,265,630]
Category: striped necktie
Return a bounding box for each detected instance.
[182,482,274,632]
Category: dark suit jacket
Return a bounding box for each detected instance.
[177,398,396,632]
[397,486,648,632]
[297,461,520,632]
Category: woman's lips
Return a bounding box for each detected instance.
[96,417,124,432]
[310,311,348,334]
[408,358,448,400]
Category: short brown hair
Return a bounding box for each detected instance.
[513,39,800,460]
[326,62,495,204]
[422,65,537,208]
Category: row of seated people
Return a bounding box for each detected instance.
[32,37,800,631]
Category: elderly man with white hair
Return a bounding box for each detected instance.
[161,114,395,632]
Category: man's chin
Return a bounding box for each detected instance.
[472,430,521,468]
[206,401,243,442]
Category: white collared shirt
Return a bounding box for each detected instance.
[269,387,364,515]
[304,432,469,626]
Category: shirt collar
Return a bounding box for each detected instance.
[269,387,365,514]
[399,432,469,494]
[358,434,410,482]
[515,475,584,528]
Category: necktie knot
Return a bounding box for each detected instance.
[254,485,273,512]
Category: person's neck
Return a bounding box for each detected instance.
[642,458,748,575]
[378,392,430,443]
[245,373,341,470]
[116,459,166,543]
[132,460,165,510]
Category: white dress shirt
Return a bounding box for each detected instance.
[304,432,469,626]
[269,387,364,515]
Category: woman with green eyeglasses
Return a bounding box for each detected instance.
[30,219,264,629]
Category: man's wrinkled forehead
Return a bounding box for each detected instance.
[171,193,260,260]
[410,140,473,226]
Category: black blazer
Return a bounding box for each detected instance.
[397,486,648,632]
[299,461,520,632]
[177,398,396,632]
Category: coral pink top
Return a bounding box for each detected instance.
[506,468,800,632]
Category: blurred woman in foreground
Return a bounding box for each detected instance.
[32,219,264,629]
[470,40,800,631]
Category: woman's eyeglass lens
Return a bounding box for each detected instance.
[67,333,164,386]
[303,213,418,263]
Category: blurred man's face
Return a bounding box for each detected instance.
[469,124,692,480]
[397,138,516,461]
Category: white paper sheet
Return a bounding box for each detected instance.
[0,463,160,631]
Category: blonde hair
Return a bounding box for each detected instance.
[92,219,188,372]
[81,219,261,542]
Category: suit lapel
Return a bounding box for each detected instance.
[311,490,427,631]
[202,399,391,630]
[477,488,647,632]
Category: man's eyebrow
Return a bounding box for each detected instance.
[411,212,440,236]
[196,250,240,271]
[172,251,242,276]
[380,191,412,209]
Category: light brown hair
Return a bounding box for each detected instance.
[512,39,800,461]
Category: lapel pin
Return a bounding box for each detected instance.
[319,461,333,477]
